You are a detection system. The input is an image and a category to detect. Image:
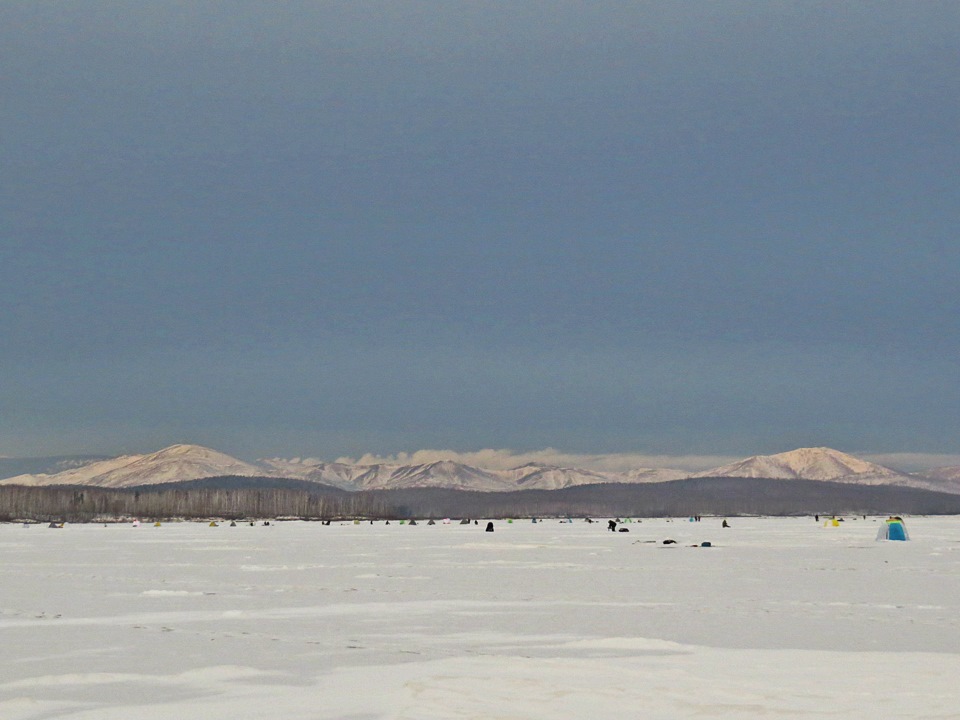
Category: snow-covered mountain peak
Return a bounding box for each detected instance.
[696,446,904,482]
[769,447,881,475]
[0,444,266,488]
[145,444,239,462]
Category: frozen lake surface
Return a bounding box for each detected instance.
[3,516,960,718]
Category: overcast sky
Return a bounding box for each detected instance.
[2,2,958,464]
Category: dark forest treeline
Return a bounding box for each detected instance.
[0,483,386,522]
[3,476,960,522]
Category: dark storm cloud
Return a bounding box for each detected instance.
[1,2,958,458]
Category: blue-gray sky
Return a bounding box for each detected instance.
[2,1,958,463]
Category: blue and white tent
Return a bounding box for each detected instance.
[876,516,909,541]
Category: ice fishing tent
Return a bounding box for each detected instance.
[876,516,909,541]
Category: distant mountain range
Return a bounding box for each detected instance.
[2,444,960,495]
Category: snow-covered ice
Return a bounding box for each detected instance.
[2,516,960,718]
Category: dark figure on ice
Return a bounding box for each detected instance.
[722,519,729,528]
[608,520,617,532]
[485,521,494,532]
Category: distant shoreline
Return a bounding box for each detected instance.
[4,476,960,522]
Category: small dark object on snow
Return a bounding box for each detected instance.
[485,521,494,532]
[722,520,729,528]
[662,539,677,545]
[460,518,471,524]
[408,519,417,526]
[427,519,436,525]
[618,527,630,533]
[229,521,237,527]
[701,541,712,547]
[608,520,617,532]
